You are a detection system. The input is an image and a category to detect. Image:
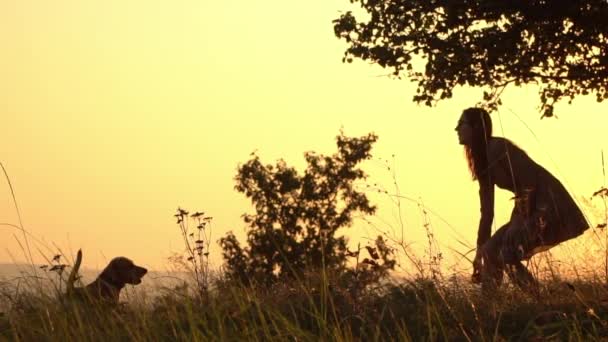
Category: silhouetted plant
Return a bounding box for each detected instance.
[340,236,397,300]
[174,208,213,298]
[220,132,387,287]
[39,253,72,295]
[334,1,608,117]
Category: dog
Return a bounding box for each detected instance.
[66,249,148,305]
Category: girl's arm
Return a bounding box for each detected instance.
[477,176,495,248]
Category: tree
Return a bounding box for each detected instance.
[333,0,608,118]
[220,132,383,286]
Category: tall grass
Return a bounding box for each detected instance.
[3,264,608,341]
[1,221,608,339]
[3,157,608,341]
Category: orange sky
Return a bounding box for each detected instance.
[1,1,607,273]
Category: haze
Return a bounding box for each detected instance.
[1,1,607,272]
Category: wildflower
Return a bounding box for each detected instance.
[50,264,66,272]
[365,246,379,259]
[592,187,608,198]
[346,249,359,257]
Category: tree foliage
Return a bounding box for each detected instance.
[220,132,395,286]
[333,0,608,117]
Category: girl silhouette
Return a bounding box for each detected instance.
[455,107,589,291]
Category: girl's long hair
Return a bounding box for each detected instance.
[462,107,493,181]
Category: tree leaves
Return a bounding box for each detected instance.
[334,0,608,117]
[220,132,379,286]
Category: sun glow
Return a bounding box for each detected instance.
[1,1,607,275]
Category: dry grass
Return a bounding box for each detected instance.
[2,254,608,341]
[2,152,608,341]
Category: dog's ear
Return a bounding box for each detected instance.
[100,258,126,286]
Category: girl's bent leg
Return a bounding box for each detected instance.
[479,223,510,293]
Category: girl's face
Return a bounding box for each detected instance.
[455,113,473,145]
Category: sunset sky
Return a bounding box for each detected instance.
[1,1,607,272]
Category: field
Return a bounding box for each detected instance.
[2,245,608,341]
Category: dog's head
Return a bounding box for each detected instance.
[100,257,148,286]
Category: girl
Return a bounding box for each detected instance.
[455,107,589,291]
